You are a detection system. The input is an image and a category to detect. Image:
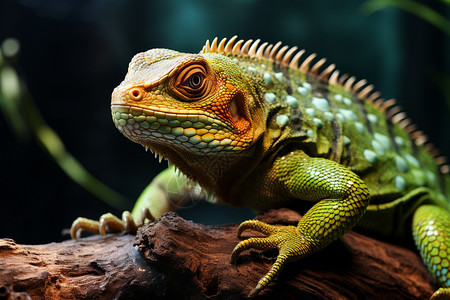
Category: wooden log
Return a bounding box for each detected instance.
[0,209,435,299]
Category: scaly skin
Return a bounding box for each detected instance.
[71,36,450,297]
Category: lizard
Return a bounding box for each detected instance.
[71,36,450,298]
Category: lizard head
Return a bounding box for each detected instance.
[111,48,266,186]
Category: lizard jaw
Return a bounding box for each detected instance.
[111,104,234,189]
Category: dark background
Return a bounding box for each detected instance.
[0,0,449,244]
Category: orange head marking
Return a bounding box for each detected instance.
[111,49,266,187]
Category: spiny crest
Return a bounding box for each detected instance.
[200,36,449,174]
[199,36,382,100]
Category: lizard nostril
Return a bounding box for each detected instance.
[129,88,143,101]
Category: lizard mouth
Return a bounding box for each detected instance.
[111,104,249,154]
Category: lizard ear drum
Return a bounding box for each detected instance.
[173,62,211,101]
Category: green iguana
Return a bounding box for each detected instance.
[71,36,450,298]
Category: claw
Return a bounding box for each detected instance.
[232,219,311,296]
[140,207,155,223]
[122,211,136,232]
[70,210,149,239]
[248,286,260,298]
[70,217,100,239]
[431,288,450,300]
[230,236,279,264]
[98,213,124,236]
[236,219,279,237]
[247,253,291,297]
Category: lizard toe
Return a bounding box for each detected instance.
[231,236,279,264]
[99,213,125,236]
[70,210,151,239]
[430,287,450,300]
[70,217,100,239]
[232,220,313,296]
[236,219,280,237]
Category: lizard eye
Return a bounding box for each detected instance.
[173,62,211,101]
[129,88,143,101]
[185,73,203,89]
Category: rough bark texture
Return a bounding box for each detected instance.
[0,209,435,299]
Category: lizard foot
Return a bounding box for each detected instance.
[70,208,154,239]
[230,219,313,297]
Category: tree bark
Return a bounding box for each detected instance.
[0,209,435,299]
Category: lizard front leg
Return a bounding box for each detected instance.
[231,150,371,296]
[70,166,205,239]
[413,204,450,300]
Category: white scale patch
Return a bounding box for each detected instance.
[333,94,352,106]
[302,82,312,90]
[355,122,365,134]
[394,136,405,147]
[276,114,289,127]
[263,72,273,84]
[286,95,299,108]
[367,114,378,125]
[297,86,308,96]
[339,109,358,122]
[373,133,391,148]
[264,92,276,103]
[247,66,258,74]
[343,97,352,106]
[334,94,343,103]
[313,118,323,128]
[306,108,316,117]
[395,175,406,190]
[371,140,385,156]
[274,72,284,82]
[324,112,334,121]
[363,149,378,163]
[312,97,329,111]
[395,156,409,172]
[343,136,351,146]
[405,154,420,168]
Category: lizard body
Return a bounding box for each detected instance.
[72,36,450,298]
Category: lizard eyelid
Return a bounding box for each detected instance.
[173,63,211,101]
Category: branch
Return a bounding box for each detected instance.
[0,209,435,299]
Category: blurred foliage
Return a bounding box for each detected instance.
[0,40,128,210]
[364,0,450,112]
[363,0,450,36]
